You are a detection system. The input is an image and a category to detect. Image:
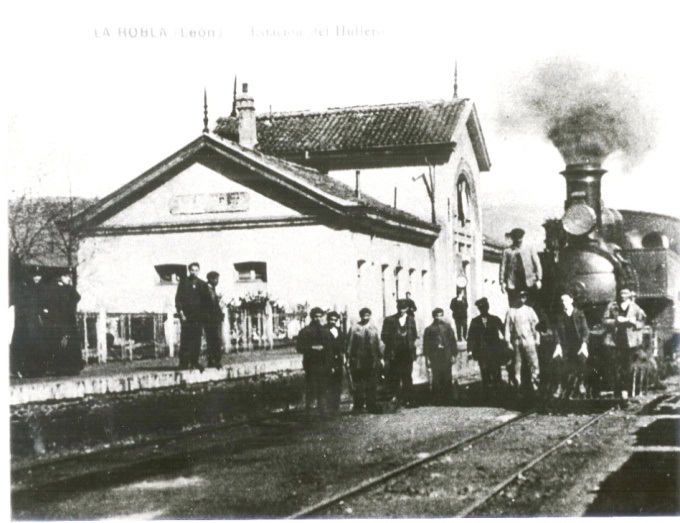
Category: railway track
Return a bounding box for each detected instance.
[288,394,668,519]
[11,404,317,492]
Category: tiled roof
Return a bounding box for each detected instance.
[214,99,468,155]
[220,135,438,230]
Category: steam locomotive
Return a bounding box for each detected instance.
[539,162,680,394]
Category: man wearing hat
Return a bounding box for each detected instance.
[11,267,49,377]
[504,290,541,395]
[44,272,84,376]
[297,307,334,413]
[449,278,468,341]
[381,299,419,407]
[324,311,345,414]
[500,228,543,307]
[467,297,506,395]
[175,262,209,371]
[204,271,224,369]
[601,287,647,398]
[346,308,382,413]
[423,308,457,404]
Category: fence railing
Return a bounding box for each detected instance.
[77,309,308,364]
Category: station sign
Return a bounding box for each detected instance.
[170,192,250,214]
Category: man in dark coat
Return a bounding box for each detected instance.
[204,271,224,369]
[381,299,418,407]
[404,292,418,318]
[346,307,382,413]
[423,308,457,404]
[467,297,505,395]
[552,292,590,399]
[324,311,345,413]
[11,267,49,377]
[44,272,83,376]
[175,262,209,371]
[500,228,543,307]
[296,307,334,414]
[449,284,468,341]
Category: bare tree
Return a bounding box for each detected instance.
[8,195,96,285]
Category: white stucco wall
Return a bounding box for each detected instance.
[329,126,485,323]
[481,259,507,321]
[103,162,302,227]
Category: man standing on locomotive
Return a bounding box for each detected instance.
[499,228,543,307]
[504,290,541,396]
[552,292,590,399]
[602,288,647,399]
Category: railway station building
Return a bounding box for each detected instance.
[71,85,494,358]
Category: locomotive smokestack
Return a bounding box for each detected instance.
[560,162,607,236]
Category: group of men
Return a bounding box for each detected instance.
[493,227,649,399]
[296,294,465,414]
[10,269,84,378]
[174,262,225,371]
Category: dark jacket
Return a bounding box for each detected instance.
[423,320,457,366]
[555,308,590,356]
[467,314,505,361]
[296,321,333,369]
[325,323,345,372]
[175,276,209,321]
[500,245,542,289]
[346,322,381,370]
[44,282,81,336]
[204,284,224,322]
[381,314,418,361]
[450,296,468,319]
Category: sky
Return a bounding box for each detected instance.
[4,0,680,244]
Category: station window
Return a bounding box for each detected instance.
[155,264,187,284]
[234,261,267,283]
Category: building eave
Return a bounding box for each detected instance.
[73,134,439,247]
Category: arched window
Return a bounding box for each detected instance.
[457,178,470,228]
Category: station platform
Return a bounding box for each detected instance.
[9,349,303,406]
[9,343,475,406]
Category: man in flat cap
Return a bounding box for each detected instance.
[204,271,224,369]
[297,307,334,414]
[467,297,506,396]
[423,308,457,404]
[504,290,541,396]
[500,228,543,307]
[324,311,345,414]
[346,307,382,413]
[601,287,647,398]
[381,299,419,407]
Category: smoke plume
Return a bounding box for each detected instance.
[501,57,657,167]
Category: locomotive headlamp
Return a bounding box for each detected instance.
[562,203,597,236]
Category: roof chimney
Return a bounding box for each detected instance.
[235,83,257,149]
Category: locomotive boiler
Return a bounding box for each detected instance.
[542,161,680,379]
